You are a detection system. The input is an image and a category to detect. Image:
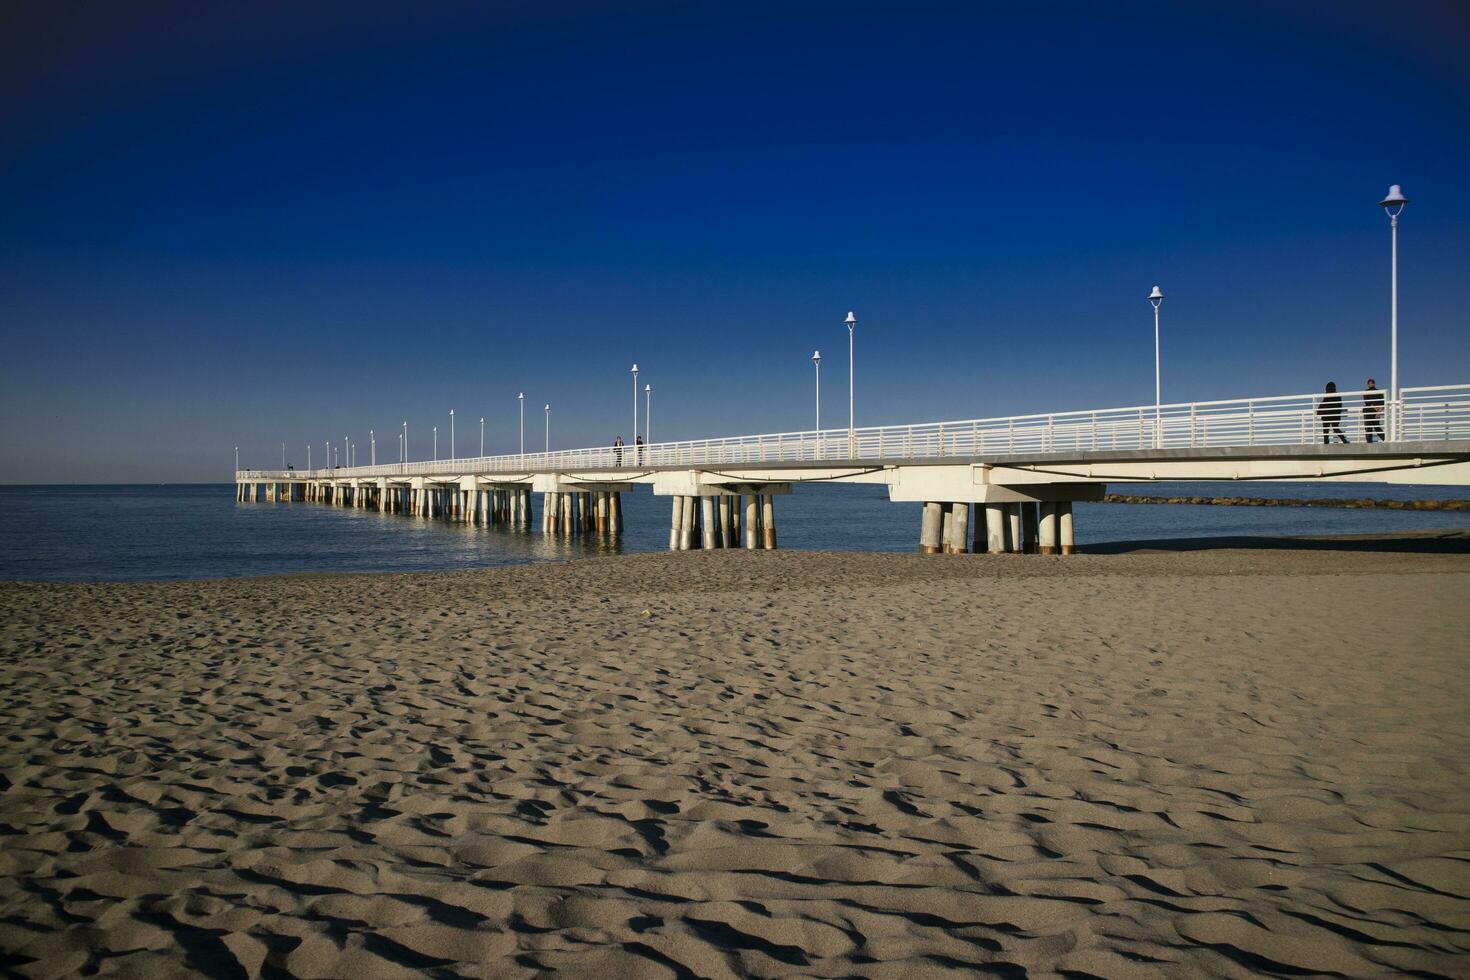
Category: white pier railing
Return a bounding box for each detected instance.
[238,384,1470,481]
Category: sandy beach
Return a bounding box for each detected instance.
[2,540,1468,978]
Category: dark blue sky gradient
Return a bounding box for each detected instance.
[2,1,1467,481]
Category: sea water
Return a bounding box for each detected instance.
[0,482,1465,582]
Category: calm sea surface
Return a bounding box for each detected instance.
[1,483,1466,582]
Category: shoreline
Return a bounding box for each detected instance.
[1,527,1467,588]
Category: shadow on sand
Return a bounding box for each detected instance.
[1085,529,1470,556]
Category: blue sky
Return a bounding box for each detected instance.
[1,1,1467,482]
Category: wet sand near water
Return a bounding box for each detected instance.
[2,540,1469,977]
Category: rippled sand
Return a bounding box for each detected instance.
[2,544,1468,977]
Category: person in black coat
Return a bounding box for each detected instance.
[1363,378,1386,443]
[1317,382,1347,444]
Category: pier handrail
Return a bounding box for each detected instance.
[236,383,1470,481]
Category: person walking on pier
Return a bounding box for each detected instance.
[1363,378,1385,443]
[614,435,624,466]
[1318,381,1347,444]
[636,434,645,464]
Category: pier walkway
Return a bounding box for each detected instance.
[237,384,1470,554]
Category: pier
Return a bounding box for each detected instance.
[237,384,1470,553]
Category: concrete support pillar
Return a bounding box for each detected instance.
[716,495,730,548]
[1006,504,1021,553]
[949,502,969,554]
[984,503,1006,554]
[1039,502,1059,555]
[1022,502,1039,554]
[610,491,620,533]
[1059,501,1075,555]
[680,496,696,550]
[744,495,759,550]
[941,505,953,553]
[701,496,716,550]
[669,495,683,550]
[919,501,943,554]
[762,495,777,550]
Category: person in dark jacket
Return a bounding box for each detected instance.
[613,435,624,466]
[1317,382,1347,444]
[1363,378,1385,443]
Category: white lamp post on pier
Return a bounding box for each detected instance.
[645,383,652,448]
[480,417,484,457]
[631,363,640,444]
[449,409,455,460]
[845,312,856,455]
[370,430,375,466]
[544,404,551,454]
[1149,285,1164,447]
[518,393,525,459]
[433,426,437,461]
[1380,184,1409,441]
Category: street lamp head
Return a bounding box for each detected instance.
[844,311,856,326]
[645,383,651,392]
[1380,184,1409,213]
[518,392,524,400]
[631,363,639,374]
[812,349,821,363]
[545,404,550,412]
[1149,285,1164,309]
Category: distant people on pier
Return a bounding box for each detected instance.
[1363,378,1385,443]
[1317,381,1347,444]
[613,435,624,466]
[636,435,645,464]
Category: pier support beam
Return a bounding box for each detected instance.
[744,495,759,550]
[701,496,716,550]
[919,501,943,554]
[1022,502,1039,554]
[1059,501,1075,555]
[984,503,1006,554]
[949,502,969,554]
[1039,502,1059,555]
[680,496,696,550]
[1006,504,1021,553]
[762,494,777,550]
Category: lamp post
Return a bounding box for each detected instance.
[433,426,437,461]
[449,409,455,460]
[351,442,356,468]
[518,393,525,458]
[631,363,640,444]
[812,350,822,432]
[235,446,239,471]
[370,430,375,466]
[397,432,402,464]
[344,435,349,470]
[306,445,310,471]
[645,383,652,448]
[402,421,407,463]
[845,312,856,454]
[282,443,286,468]
[544,404,550,454]
[479,417,484,457]
[1149,286,1164,447]
[1380,184,1409,441]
